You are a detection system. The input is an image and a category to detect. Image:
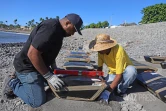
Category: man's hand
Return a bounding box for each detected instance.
[43,72,64,90]
[99,90,111,104]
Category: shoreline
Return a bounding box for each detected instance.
[0,28,31,35]
[0,42,25,46]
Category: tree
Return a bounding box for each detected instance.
[0,21,4,28]
[56,16,59,20]
[14,19,17,25]
[89,23,96,28]
[36,22,39,25]
[101,21,109,28]
[40,17,44,22]
[0,21,3,24]
[85,25,90,29]
[5,21,8,25]
[9,24,14,29]
[96,21,102,28]
[140,3,166,24]
[45,17,49,20]
[16,24,20,28]
[27,19,36,29]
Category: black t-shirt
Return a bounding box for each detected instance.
[13,19,66,73]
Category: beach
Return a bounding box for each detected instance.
[0,22,166,111]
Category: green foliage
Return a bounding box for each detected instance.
[84,21,109,29]
[102,21,109,28]
[56,16,60,20]
[40,17,44,22]
[140,3,166,24]
[15,24,20,28]
[27,19,36,29]
[0,21,7,28]
[14,19,17,25]
[96,21,102,28]
[9,24,15,29]
[0,21,3,24]
[45,17,49,20]
[89,23,96,28]
[1,14,111,30]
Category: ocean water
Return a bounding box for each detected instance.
[0,31,29,43]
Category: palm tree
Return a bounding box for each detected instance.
[45,17,49,20]
[56,16,59,20]
[40,17,44,22]
[14,19,17,25]
[5,21,8,25]
[36,22,39,25]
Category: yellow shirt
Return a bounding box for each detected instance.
[98,44,133,74]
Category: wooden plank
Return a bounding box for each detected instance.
[145,76,165,84]
[130,58,158,73]
[63,62,94,70]
[144,56,166,64]
[137,72,166,103]
[48,77,106,101]
[156,87,166,94]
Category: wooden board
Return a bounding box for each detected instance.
[48,75,107,101]
[137,71,166,103]
[65,57,91,63]
[130,58,158,73]
[160,62,166,69]
[66,55,89,59]
[69,51,89,56]
[63,62,94,70]
[144,56,166,64]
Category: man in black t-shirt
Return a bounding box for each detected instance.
[3,13,83,108]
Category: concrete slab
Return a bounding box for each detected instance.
[126,81,166,111]
[28,90,121,111]
[130,60,166,111]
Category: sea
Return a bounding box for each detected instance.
[0,31,29,43]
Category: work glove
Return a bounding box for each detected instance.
[99,90,111,105]
[43,72,64,90]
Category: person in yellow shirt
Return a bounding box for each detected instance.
[89,34,137,104]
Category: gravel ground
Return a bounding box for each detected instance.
[0,22,166,111]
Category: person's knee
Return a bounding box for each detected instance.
[124,66,137,80]
[29,96,46,108]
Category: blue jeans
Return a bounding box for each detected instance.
[105,65,137,93]
[9,71,46,108]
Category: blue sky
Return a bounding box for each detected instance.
[1,0,166,26]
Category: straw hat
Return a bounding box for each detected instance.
[89,34,117,51]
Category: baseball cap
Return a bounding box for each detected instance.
[65,13,83,35]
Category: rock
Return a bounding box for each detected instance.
[135,104,143,110]
[109,101,121,111]
[121,106,129,111]
[0,98,4,103]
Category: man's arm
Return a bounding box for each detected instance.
[28,45,65,89]
[27,45,49,75]
[109,74,122,91]
[51,60,57,70]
